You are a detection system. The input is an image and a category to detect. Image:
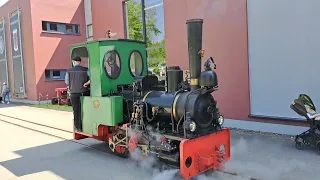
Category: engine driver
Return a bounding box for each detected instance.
[105,52,120,77]
[65,56,90,131]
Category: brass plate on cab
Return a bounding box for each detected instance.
[93,100,100,108]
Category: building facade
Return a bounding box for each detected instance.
[0,0,316,133]
[0,0,86,102]
[121,0,317,133]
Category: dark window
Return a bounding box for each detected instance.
[66,24,73,33]
[42,21,47,31]
[45,70,50,79]
[74,25,80,34]
[104,51,121,79]
[52,71,61,78]
[45,69,67,81]
[49,23,57,31]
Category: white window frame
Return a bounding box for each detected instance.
[86,24,93,39]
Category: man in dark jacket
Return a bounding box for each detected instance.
[65,56,90,132]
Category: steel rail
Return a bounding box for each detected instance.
[0,113,72,133]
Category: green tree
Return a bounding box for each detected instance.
[127,0,166,67]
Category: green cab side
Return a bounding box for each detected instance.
[69,39,147,135]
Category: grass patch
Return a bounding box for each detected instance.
[30,104,73,112]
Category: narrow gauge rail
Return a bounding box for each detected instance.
[0,113,260,180]
[0,113,72,133]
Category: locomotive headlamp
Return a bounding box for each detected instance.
[184,113,197,132]
[218,115,224,125]
[189,121,197,132]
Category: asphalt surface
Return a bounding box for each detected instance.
[0,105,319,180]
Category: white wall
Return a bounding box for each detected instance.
[248,0,320,119]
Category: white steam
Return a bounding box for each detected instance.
[128,135,319,180]
[219,136,318,180]
[151,169,180,180]
[129,148,177,180]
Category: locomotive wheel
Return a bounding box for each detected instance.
[111,129,129,158]
[114,146,129,158]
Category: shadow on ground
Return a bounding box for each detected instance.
[0,139,156,180]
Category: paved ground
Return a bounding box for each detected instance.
[0,104,319,180]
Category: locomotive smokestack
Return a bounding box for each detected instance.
[186,19,203,90]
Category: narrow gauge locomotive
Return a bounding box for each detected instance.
[70,19,230,179]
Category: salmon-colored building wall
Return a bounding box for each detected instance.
[30,0,86,100]
[0,0,36,100]
[163,0,305,126]
[0,0,86,101]
[90,0,125,39]
[164,0,250,120]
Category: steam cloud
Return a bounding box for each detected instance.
[127,135,318,180]
[217,136,318,180]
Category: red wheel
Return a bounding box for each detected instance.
[111,129,129,158]
[128,137,137,152]
[114,145,129,158]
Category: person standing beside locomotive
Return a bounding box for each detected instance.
[65,56,90,132]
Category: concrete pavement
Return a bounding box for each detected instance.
[0,104,73,131]
[0,104,319,180]
[0,120,158,180]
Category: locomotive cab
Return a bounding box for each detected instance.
[69,39,148,135]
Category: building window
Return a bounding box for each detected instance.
[74,25,80,34]
[49,23,58,31]
[42,21,47,31]
[52,70,61,79]
[66,24,73,33]
[86,24,93,39]
[45,69,67,81]
[124,0,166,70]
[42,21,80,35]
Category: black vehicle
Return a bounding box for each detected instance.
[290,94,320,154]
